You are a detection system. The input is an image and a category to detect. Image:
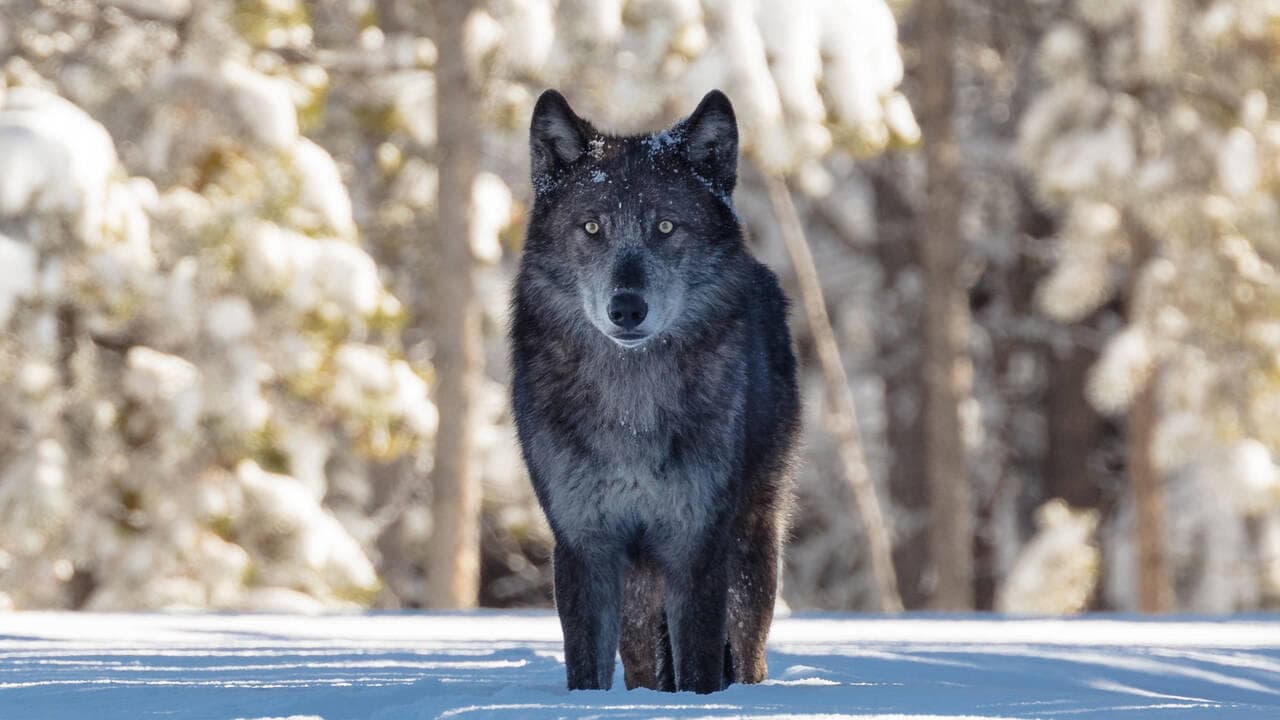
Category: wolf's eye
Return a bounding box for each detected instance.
[583,220,600,235]
[657,219,674,234]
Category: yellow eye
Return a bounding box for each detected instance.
[658,219,674,234]
[584,220,600,235]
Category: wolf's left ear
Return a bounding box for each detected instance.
[530,89,590,191]
[680,90,738,194]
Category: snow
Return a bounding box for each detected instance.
[0,87,118,239]
[234,460,379,600]
[478,0,555,74]
[470,173,513,264]
[205,296,257,344]
[102,0,192,22]
[238,222,385,317]
[330,344,438,440]
[1087,326,1154,415]
[0,234,37,329]
[124,347,203,436]
[290,140,356,239]
[997,500,1099,615]
[2,613,1279,719]
[220,62,300,151]
[1217,127,1260,198]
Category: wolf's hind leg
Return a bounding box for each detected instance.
[620,560,666,690]
[727,498,782,684]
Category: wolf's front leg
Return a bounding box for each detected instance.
[554,542,625,690]
[620,559,669,690]
[664,540,730,694]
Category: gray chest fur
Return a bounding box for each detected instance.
[534,344,745,555]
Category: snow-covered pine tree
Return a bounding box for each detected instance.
[0,0,440,610]
[1021,0,1280,612]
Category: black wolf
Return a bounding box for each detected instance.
[509,89,800,694]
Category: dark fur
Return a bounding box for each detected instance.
[509,89,800,694]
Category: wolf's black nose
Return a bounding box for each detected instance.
[608,292,648,330]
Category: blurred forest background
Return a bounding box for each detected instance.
[1,0,1278,616]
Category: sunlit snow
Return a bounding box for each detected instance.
[1,613,1278,718]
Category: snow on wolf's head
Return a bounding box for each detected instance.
[523,89,744,351]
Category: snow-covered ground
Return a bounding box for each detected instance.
[1,612,1278,719]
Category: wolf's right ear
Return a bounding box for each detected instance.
[530,90,590,191]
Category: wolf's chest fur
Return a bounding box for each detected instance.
[528,336,746,549]
[583,345,682,438]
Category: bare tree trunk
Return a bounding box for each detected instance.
[1046,344,1105,508]
[765,174,904,613]
[919,0,975,611]
[868,158,930,610]
[1124,223,1172,613]
[425,0,482,609]
[1129,369,1170,612]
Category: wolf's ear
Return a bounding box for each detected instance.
[530,90,590,191]
[680,90,738,194]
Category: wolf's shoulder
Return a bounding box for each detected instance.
[742,258,789,322]
[740,256,796,373]
[745,258,784,297]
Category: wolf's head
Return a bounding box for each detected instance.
[522,89,743,350]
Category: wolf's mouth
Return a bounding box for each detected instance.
[610,332,650,349]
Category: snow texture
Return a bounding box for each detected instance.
[0,235,37,329]
[0,87,118,239]
[2,613,1279,719]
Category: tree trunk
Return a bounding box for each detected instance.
[765,174,904,613]
[1046,342,1106,509]
[425,0,482,609]
[1124,222,1172,613]
[869,158,930,610]
[1129,368,1171,612]
[918,0,975,610]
